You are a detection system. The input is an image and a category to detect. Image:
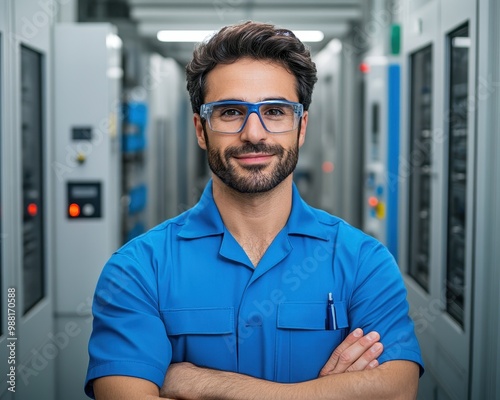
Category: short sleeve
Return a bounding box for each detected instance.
[349,240,424,374]
[84,252,172,398]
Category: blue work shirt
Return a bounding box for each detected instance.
[85,180,423,397]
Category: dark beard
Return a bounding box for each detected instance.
[205,135,299,194]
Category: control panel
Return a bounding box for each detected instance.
[67,181,102,219]
[362,57,400,259]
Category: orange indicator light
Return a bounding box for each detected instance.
[368,196,379,208]
[69,203,81,217]
[322,161,335,173]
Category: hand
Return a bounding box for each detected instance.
[319,328,383,376]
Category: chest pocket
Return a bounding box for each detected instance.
[161,307,236,370]
[275,301,349,383]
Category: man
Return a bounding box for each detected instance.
[85,21,423,399]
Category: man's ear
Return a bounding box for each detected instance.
[298,111,308,148]
[194,114,207,150]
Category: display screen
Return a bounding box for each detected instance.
[21,45,45,314]
[445,24,470,327]
[67,182,102,219]
[72,126,92,140]
[408,45,433,292]
[71,185,99,198]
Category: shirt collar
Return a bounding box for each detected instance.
[287,183,330,241]
[177,180,225,239]
[178,180,330,240]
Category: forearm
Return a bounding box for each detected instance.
[288,361,418,400]
[162,366,282,400]
[161,361,419,400]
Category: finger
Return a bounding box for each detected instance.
[331,331,381,374]
[319,328,364,376]
[345,342,383,372]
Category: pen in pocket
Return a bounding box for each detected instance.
[326,292,338,330]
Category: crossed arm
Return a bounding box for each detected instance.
[93,328,419,400]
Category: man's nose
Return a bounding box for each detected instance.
[239,112,268,143]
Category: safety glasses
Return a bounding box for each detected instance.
[199,100,304,134]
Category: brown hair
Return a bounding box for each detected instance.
[185,21,318,114]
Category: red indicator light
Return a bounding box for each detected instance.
[368,196,379,208]
[69,203,81,217]
[27,203,38,217]
[359,63,370,73]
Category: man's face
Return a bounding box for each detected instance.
[194,58,308,194]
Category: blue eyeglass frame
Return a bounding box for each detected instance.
[199,100,304,134]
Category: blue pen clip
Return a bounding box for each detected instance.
[326,292,338,331]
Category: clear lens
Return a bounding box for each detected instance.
[211,104,247,133]
[205,101,301,133]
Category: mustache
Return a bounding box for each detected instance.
[224,142,284,158]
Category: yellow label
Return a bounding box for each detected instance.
[376,202,386,219]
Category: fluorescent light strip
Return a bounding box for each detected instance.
[157,30,324,43]
[294,30,324,42]
[157,30,216,43]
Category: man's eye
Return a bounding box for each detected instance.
[221,109,242,116]
[214,107,245,118]
[267,108,284,115]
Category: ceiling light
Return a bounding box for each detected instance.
[157,30,216,43]
[157,30,325,43]
[106,33,123,49]
[293,30,325,42]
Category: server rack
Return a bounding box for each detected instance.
[0,13,3,348]
[0,1,57,399]
[20,45,45,315]
[362,56,401,258]
[470,0,500,397]
[53,24,122,400]
[401,0,477,398]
